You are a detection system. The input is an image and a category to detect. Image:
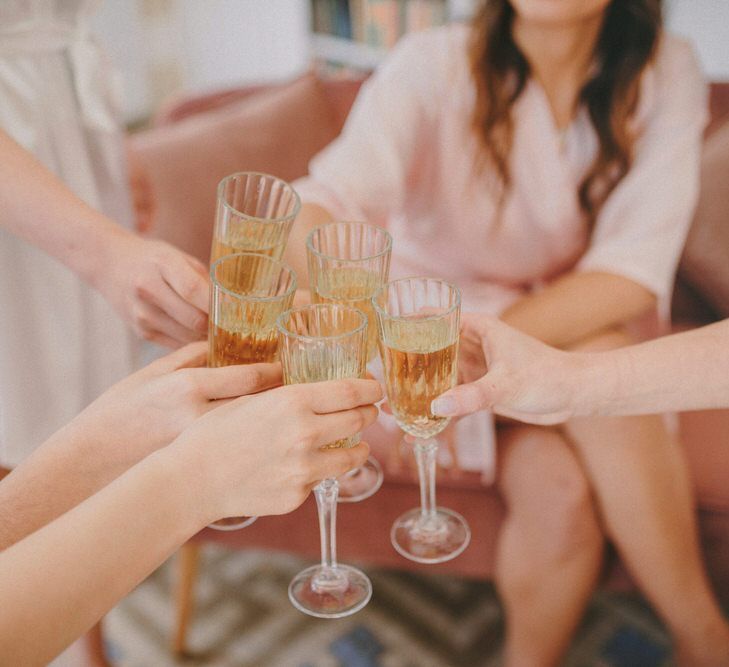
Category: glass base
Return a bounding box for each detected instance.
[288,564,372,618]
[337,456,384,503]
[209,515,258,531]
[391,507,471,564]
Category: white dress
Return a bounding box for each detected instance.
[0,0,136,467]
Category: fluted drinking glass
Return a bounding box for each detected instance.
[277,303,372,618]
[373,277,471,563]
[307,221,392,502]
[210,172,300,263]
[208,252,297,530]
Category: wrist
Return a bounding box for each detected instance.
[568,351,611,417]
[73,220,133,291]
[152,439,221,529]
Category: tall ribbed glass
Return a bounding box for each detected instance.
[208,252,297,530]
[307,221,392,502]
[210,172,300,263]
[373,277,471,564]
[277,304,372,618]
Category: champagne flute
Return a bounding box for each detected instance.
[372,277,471,563]
[277,304,372,618]
[307,221,392,502]
[208,252,297,530]
[211,172,300,263]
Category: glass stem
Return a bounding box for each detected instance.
[414,439,438,520]
[315,478,339,570]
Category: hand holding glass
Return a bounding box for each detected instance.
[208,252,297,530]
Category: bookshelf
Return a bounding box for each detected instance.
[310,0,476,72]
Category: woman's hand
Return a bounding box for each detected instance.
[93,230,210,348]
[170,378,383,522]
[431,314,581,425]
[67,342,282,482]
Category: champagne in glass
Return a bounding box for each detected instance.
[277,304,372,618]
[307,222,392,503]
[211,172,301,263]
[208,252,297,530]
[373,277,471,564]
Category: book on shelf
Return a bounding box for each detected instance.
[312,0,353,39]
[312,0,450,52]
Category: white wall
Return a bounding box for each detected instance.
[93,0,311,123]
[666,0,729,80]
[94,0,729,124]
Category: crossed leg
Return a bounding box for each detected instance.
[496,424,604,667]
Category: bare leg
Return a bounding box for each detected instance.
[497,425,605,667]
[566,330,729,667]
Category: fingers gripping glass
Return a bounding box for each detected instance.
[307,221,392,503]
[373,277,471,564]
[208,252,297,530]
[277,303,372,618]
[211,172,301,264]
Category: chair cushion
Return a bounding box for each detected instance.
[129,74,341,263]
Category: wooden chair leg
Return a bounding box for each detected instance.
[172,542,200,657]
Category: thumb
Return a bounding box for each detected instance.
[431,378,497,418]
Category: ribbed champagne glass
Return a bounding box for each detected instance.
[373,277,471,563]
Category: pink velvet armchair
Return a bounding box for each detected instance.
[128,72,729,654]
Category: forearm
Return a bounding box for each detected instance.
[501,271,656,348]
[574,320,729,416]
[0,449,205,665]
[0,129,129,287]
[283,202,333,288]
[0,423,130,550]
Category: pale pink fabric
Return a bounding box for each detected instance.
[295,25,707,479]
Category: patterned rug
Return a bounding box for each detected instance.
[105,545,676,667]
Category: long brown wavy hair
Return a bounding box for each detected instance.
[469,0,662,225]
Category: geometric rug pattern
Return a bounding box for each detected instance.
[105,545,676,667]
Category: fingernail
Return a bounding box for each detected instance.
[431,396,456,416]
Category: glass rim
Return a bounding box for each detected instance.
[371,276,461,323]
[210,252,298,303]
[217,171,302,225]
[306,221,393,263]
[277,303,368,342]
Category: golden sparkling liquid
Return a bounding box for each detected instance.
[210,237,283,264]
[381,323,458,439]
[208,320,279,528]
[209,324,279,366]
[311,267,381,360]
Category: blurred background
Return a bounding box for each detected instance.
[92,0,729,127]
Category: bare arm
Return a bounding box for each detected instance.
[0,343,282,550]
[500,270,656,348]
[434,315,729,423]
[580,319,729,415]
[0,379,379,664]
[0,130,209,346]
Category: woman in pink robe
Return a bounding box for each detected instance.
[286,0,729,664]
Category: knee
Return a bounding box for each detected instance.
[497,449,604,594]
[543,469,603,556]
